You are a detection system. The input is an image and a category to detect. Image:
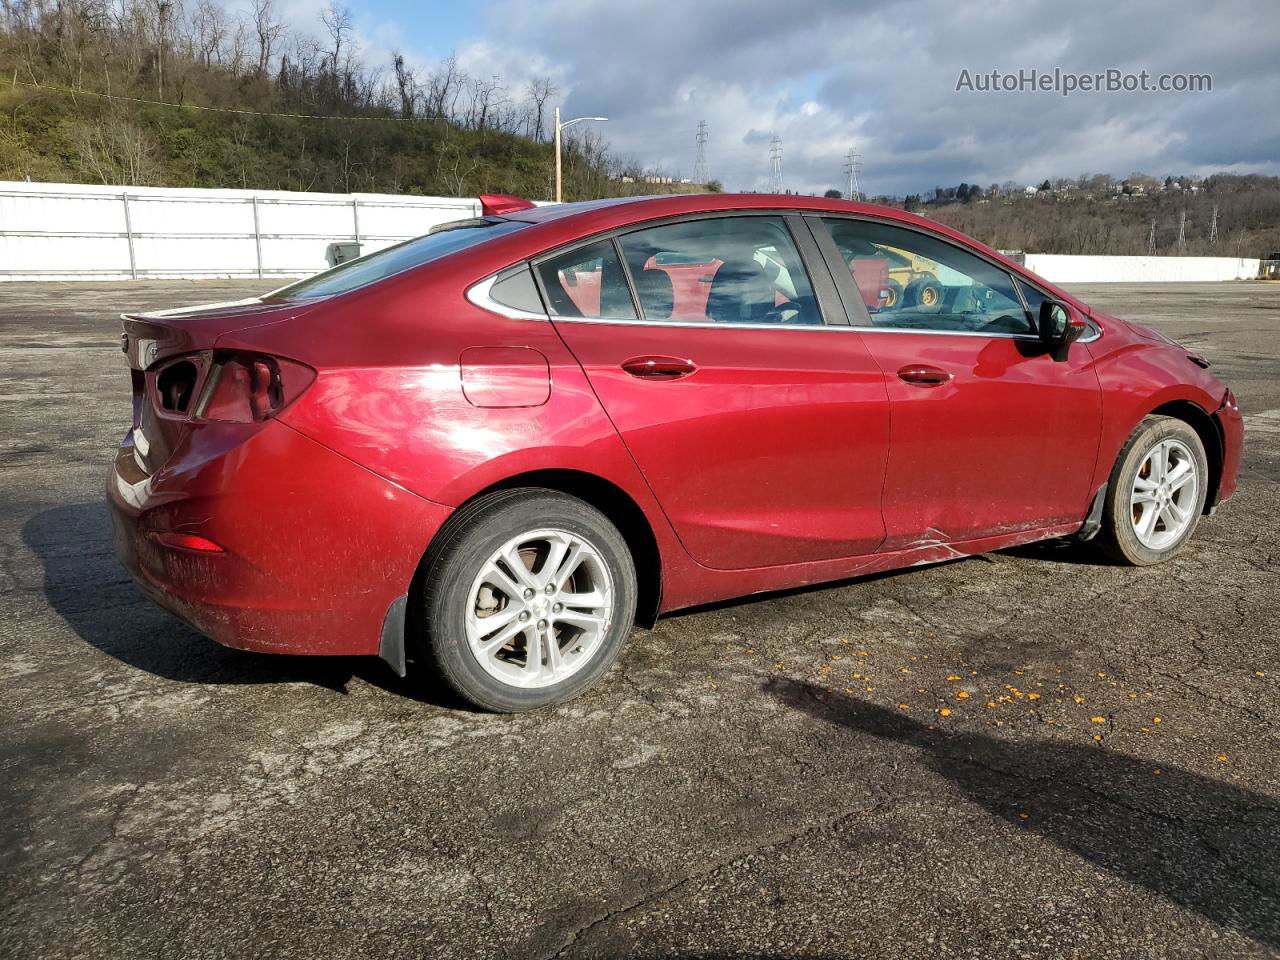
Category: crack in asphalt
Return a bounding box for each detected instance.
[542,795,892,960]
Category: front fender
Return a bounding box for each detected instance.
[1086,336,1230,496]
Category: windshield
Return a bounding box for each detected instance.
[263,218,527,301]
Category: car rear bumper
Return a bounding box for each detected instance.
[107,418,452,657]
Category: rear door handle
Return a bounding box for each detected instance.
[897,364,952,387]
[621,355,697,380]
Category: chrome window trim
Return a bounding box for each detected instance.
[849,326,1039,341]
[466,271,1093,345]
[548,316,853,332]
[466,273,550,321]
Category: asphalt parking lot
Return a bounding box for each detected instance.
[2,280,1278,960]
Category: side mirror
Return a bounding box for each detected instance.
[1038,300,1088,358]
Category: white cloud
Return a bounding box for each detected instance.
[216,0,1280,194]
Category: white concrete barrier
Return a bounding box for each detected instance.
[1023,254,1261,283]
[0,182,1264,285]
[0,181,484,281]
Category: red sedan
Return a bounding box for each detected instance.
[108,194,1243,711]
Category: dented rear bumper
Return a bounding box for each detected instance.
[107,418,451,657]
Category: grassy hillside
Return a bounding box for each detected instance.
[0,2,711,200]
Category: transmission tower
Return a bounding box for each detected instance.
[843,149,862,201]
[768,136,783,193]
[1178,209,1187,247]
[1209,204,1219,245]
[694,121,709,184]
[1147,221,1157,256]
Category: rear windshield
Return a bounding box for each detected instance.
[262,218,527,301]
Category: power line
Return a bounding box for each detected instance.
[8,78,448,122]
[1209,204,1219,245]
[694,120,709,184]
[768,135,783,193]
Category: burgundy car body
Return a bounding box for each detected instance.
[107,193,1243,673]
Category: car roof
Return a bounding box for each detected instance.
[504,192,912,225]
[500,193,982,253]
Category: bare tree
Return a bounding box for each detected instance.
[321,4,352,77]
[191,0,225,66]
[74,113,157,185]
[252,0,283,74]
[425,53,464,123]
[391,51,418,118]
[525,75,556,142]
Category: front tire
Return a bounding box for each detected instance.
[420,489,637,712]
[1098,416,1208,566]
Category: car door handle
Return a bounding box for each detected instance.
[621,356,697,380]
[897,364,953,387]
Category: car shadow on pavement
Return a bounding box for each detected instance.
[767,678,1280,949]
[22,502,464,708]
[998,537,1124,566]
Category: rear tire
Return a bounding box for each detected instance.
[419,488,637,712]
[1098,416,1208,566]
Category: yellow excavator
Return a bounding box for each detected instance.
[880,246,943,311]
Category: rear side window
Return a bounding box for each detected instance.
[535,240,637,320]
[820,218,1033,335]
[617,216,821,325]
[489,266,545,314]
[264,218,527,301]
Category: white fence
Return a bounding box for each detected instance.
[0,181,1269,284]
[0,181,483,281]
[1023,254,1262,283]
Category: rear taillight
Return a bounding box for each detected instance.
[195,353,315,423]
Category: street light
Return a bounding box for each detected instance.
[554,107,608,203]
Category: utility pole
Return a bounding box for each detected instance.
[844,149,862,201]
[1209,204,1219,245]
[694,120,709,184]
[554,107,608,203]
[1177,209,1187,247]
[769,135,783,193]
[554,107,561,203]
[1147,221,1157,256]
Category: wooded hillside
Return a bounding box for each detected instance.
[919,176,1280,259]
[0,0,707,199]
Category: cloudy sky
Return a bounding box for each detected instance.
[273,0,1279,196]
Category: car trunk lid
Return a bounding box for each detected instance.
[120,298,317,475]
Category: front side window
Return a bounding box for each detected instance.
[617,216,822,325]
[264,218,527,302]
[535,240,637,320]
[821,218,1033,335]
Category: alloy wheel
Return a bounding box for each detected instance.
[464,528,614,689]
[1130,438,1199,550]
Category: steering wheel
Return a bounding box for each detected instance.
[766,299,809,325]
[976,313,1030,334]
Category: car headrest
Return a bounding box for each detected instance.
[635,267,675,321]
[599,255,634,319]
[707,256,772,324]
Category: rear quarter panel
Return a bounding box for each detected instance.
[217,259,699,594]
